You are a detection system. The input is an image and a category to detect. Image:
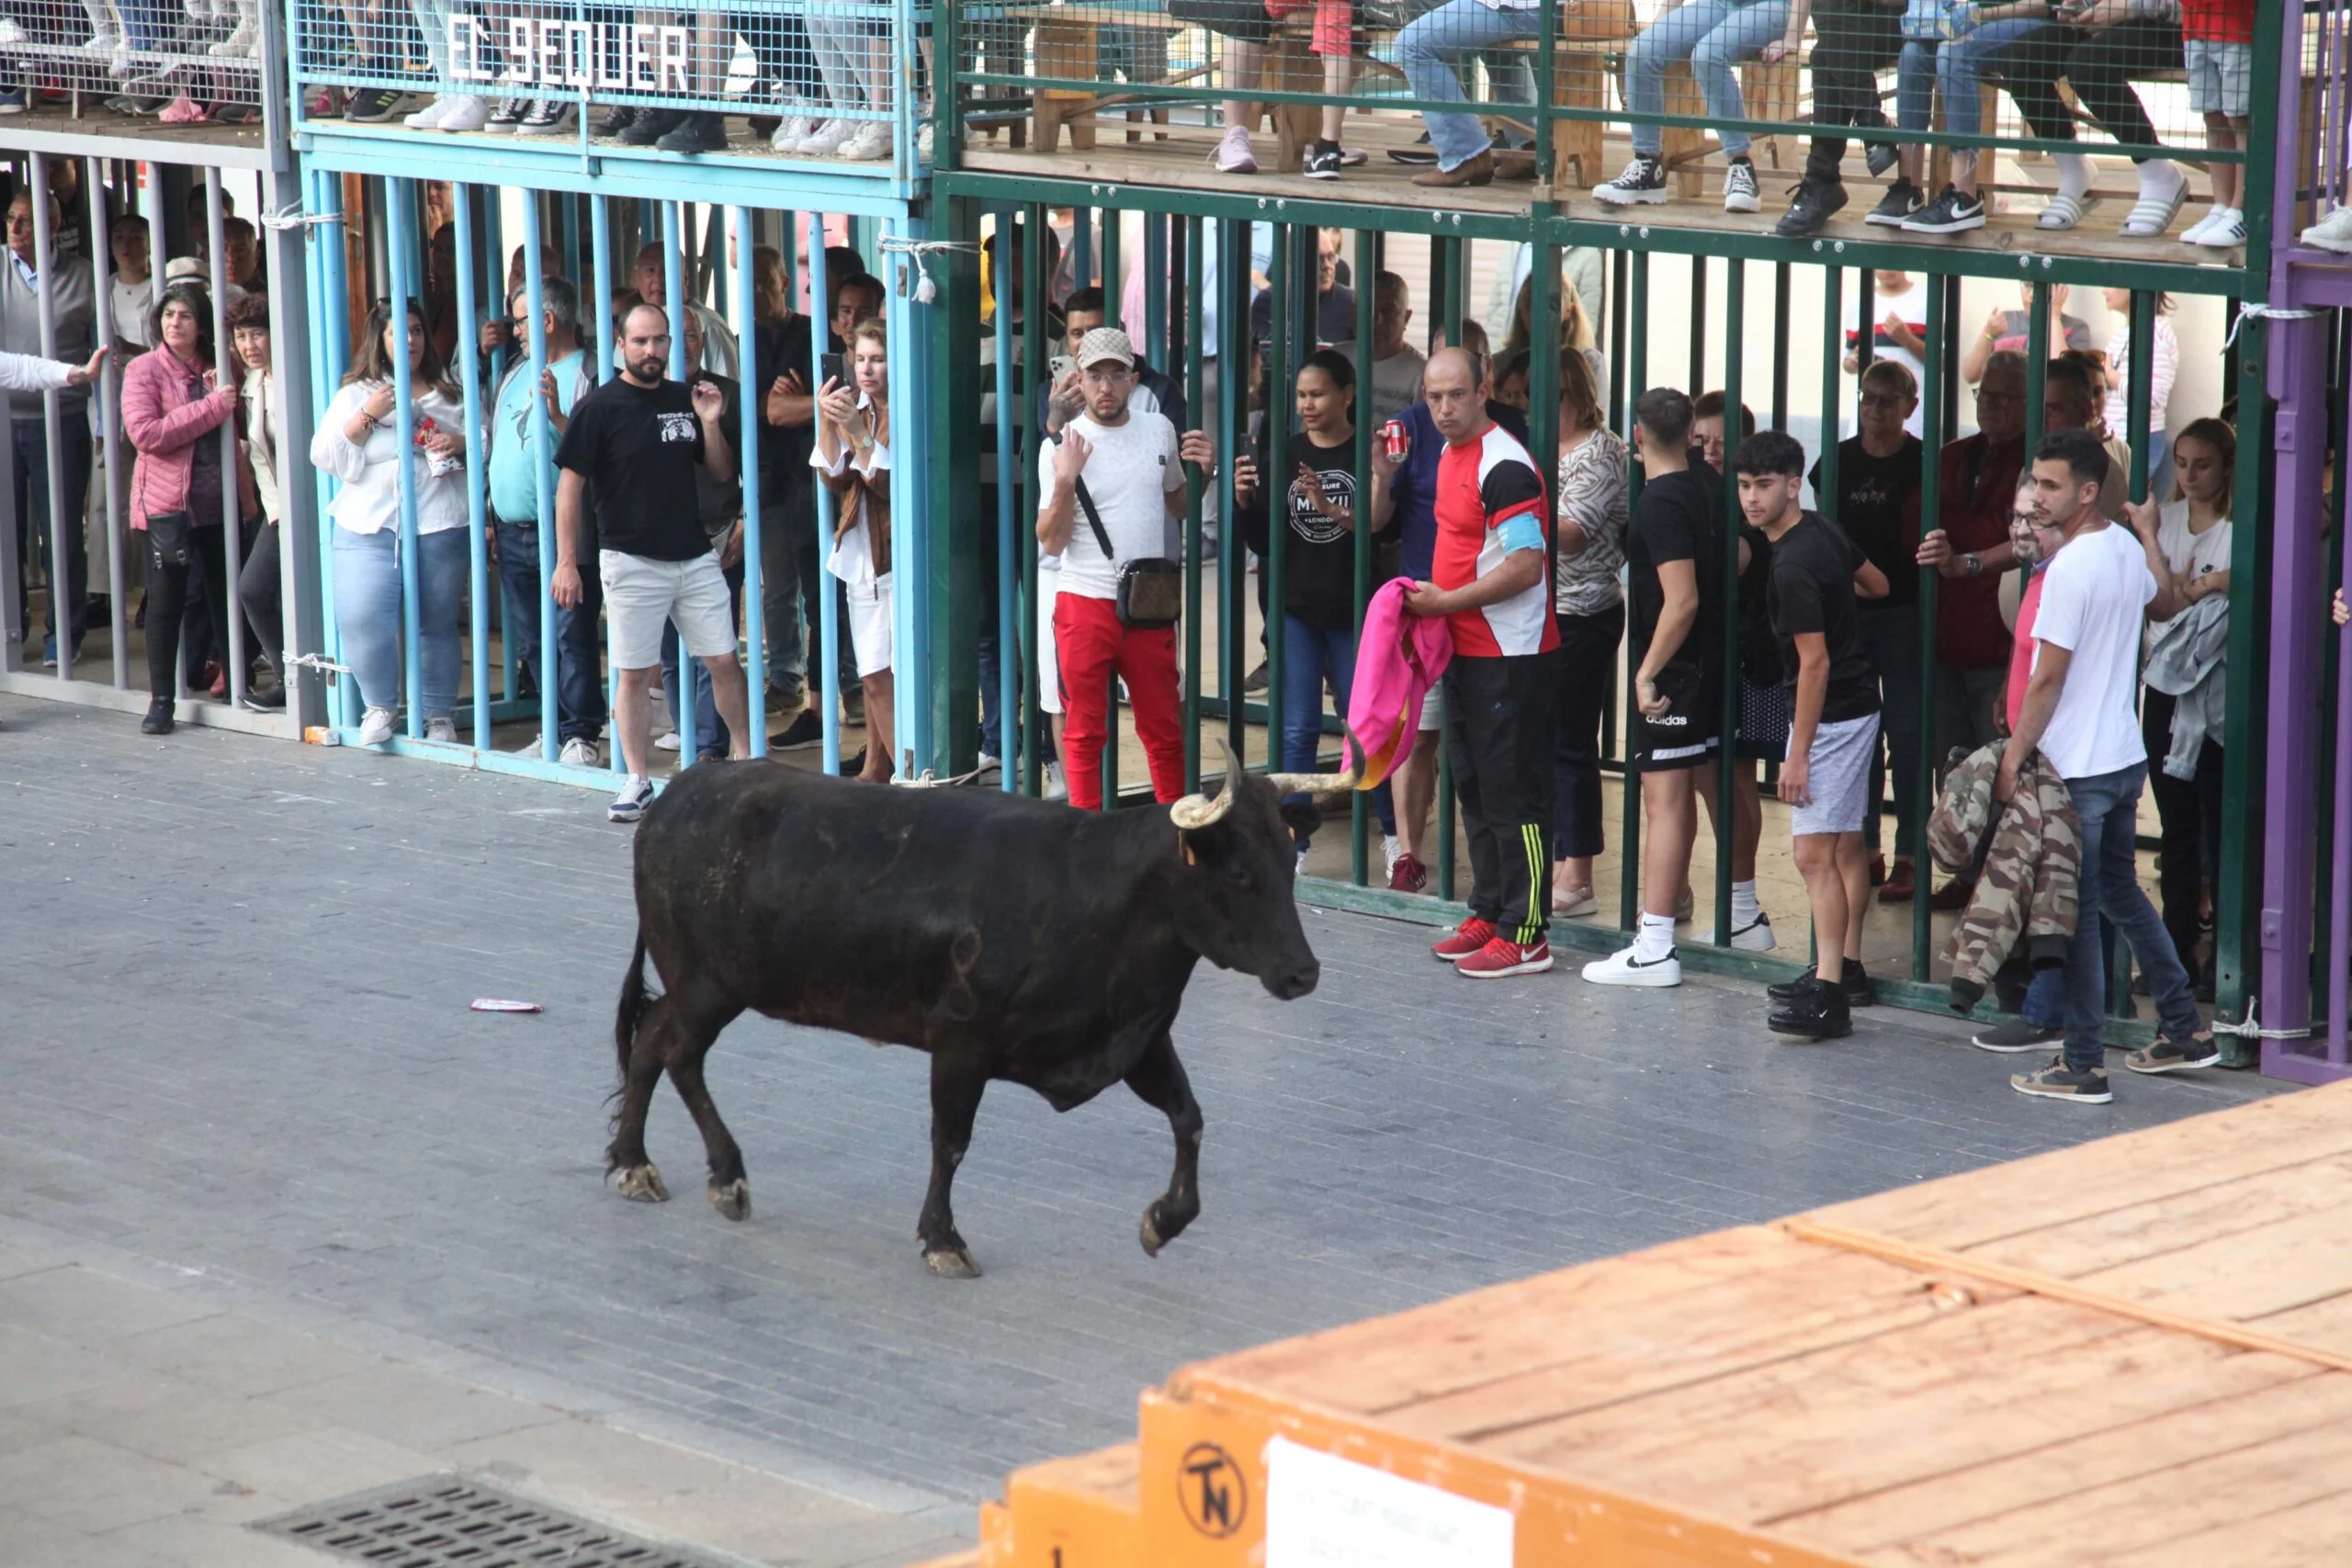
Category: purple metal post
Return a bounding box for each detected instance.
[2263,3,2352,1082]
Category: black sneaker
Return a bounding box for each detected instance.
[771,709,823,751]
[1303,139,1343,181]
[486,95,527,132]
[2124,1029,2221,1075]
[1593,153,1669,207]
[1774,178,1848,237]
[1387,147,1440,166]
[1864,177,1925,227]
[519,98,575,135]
[1243,660,1269,694]
[1769,959,1872,1007]
[2011,1056,2112,1104]
[618,107,684,146]
[1864,141,1899,177]
[240,682,287,712]
[656,111,727,152]
[1769,977,1853,1042]
[1973,1019,2063,1054]
[595,104,638,137]
[1903,184,1986,234]
[140,697,175,735]
[344,85,404,123]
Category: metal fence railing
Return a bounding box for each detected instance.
[945,1,2275,248]
[288,0,933,173]
[0,0,266,117]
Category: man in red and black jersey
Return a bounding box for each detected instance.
[1405,348,1560,981]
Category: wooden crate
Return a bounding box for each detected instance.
[956,1079,2352,1566]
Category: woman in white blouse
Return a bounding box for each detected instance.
[226,292,288,710]
[310,299,469,747]
[812,312,894,782]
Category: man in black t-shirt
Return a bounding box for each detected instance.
[1811,359,1924,898]
[553,303,746,823]
[1585,389,1722,989]
[1739,432,1890,1040]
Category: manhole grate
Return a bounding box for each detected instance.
[254,1475,743,1568]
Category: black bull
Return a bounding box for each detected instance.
[607,742,1350,1277]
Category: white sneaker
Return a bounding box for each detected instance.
[1581,943,1682,987]
[357,705,397,745]
[1722,158,1760,214]
[1044,760,1068,801]
[797,117,854,155]
[1702,911,1779,953]
[403,95,454,130]
[1213,125,1257,175]
[2178,206,2222,244]
[1382,834,1403,880]
[435,94,490,132]
[208,15,254,55]
[773,114,814,150]
[424,716,458,743]
[559,736,601,767]
[1295,845,1309,875]
[2304,205,2352,254]
[655,729,683,752]
[608,774,654,823]
[2190,208,2246,250]
[840,120,890,161]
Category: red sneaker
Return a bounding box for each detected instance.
[1458,935,1554,979]
[1388,852,1428,894]
[1431,917,1497,963]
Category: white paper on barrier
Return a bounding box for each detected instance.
[1264,1437,1515,1568]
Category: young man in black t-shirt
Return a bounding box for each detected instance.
[1738,433,1891,1040]
[1585,388,1721,989]
[1810,360,1924,898]
[553,302,745,823]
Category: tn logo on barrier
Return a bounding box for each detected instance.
[1177,1442,1247,1538]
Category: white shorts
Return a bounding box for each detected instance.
[1418,682,1442,733]
[845,573,893,679]
[600,548,735,671]
[1788,711,1881,838]
[2184,39,2251,118]
[1036,568,1063,716]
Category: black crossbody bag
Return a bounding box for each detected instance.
[1053,433,1182,629]
[146,510,192,568]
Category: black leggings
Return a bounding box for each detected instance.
[1984,18,2180,156]
[2143,688,2223,977]
[1552,602,1624,862]
[238,518,285,676]
[145,525,228,700]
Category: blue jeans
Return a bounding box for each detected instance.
[1897,20,2051,140]
[1396,0,1545,173]
[496,516,606,745]
[661,558,745,761]
[1624,0,1786,158]
[1279,614,1396,848]
[2063,762,2199,1073]
[332,525,468,720]
[492,517,542,694]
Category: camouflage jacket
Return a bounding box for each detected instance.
[1927,740,2081,1013]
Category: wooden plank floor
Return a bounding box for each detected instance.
[961,1081,2352,1566]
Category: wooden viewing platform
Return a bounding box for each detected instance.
[923,1078,2352,1565]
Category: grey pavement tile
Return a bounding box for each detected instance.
[0,1265,220,1345]
[0,1505,180,1568]
[195,1427,443,1508]
[0,695,2294,1514]
[0,1323,141,1411]
[99,1515,350,1568]
[8,1372,332,1470]
[0,1434,228,1533]
[256,1362,567,1452]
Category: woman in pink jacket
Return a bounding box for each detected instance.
[120,282,239,736]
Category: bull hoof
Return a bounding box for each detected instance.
[707,1179,752,1222]
[923,1247,982,1280]
[1140,1211,1166,1258]
[616,1164,670,1203]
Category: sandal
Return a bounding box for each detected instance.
[2120,183,2185,239]
[2036,191,2090,231]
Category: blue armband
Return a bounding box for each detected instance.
[1495,513,1545,557]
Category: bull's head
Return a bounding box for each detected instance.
[1166,739,1360,1001]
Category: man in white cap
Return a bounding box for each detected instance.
[1035,327,1220,812]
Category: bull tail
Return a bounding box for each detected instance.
[615,928,654,1087]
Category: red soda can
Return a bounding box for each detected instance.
[1380,419,1410,462]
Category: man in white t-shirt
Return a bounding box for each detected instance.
[1036,327,1216,812]
[1998,428,2214,1106]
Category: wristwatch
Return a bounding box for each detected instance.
[1962,551,1983,577]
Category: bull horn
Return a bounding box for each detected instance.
[1261,725,1365,799]
[1169,740,1241,829]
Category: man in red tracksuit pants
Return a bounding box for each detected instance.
[1035,327,1219,810]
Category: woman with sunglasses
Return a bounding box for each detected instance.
[310,299,470,747]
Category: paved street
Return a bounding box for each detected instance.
[0,692,2289,1565]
